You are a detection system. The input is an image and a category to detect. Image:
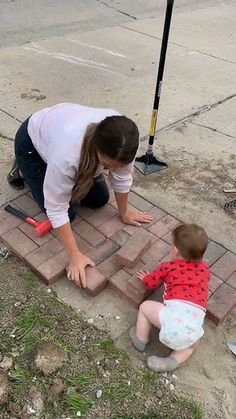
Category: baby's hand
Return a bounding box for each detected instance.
[136,269,150,281]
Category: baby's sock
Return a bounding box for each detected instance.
[147,356,179,372]
[129,327,149,352]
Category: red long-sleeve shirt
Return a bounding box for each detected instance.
[143,259,210,309]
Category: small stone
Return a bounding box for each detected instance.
[96,389,103,399]
[135,391,142,398]
[96,361,100,365]
[14,302,21,307]
[128,380,131,386]
[76,412,82,417]
[170,384,175,391]
[144,400,152,408]
[162,372,168,377]
[48,378,64,403]
[156,390,163,398]
[165,379,169,385]
[0,356,13,371]
[81,336,87,342]
[47,288,52,293]
[87,318,94,324]
[172,374,178,379]
[114,315,120,320]
[17,293,28,303]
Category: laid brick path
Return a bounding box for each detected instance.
[1,186,236,325]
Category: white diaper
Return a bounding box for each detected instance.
[159,300,205,351]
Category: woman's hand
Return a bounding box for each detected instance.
[136,269,150,281]
[121,209,153,227]
[66,250,95,288]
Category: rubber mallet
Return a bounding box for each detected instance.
[4,204,52,236]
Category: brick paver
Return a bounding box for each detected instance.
[1,189,235,325]
[211,252,236,281]
[207,283,236,325]
[115,231,152,268]
[73,220,106,246]
[226,272,236,290]
[2,228,38,258]
[84,267,107,296]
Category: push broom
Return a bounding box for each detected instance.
[135,0,174,175]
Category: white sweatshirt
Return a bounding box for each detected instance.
[28,103,134,228]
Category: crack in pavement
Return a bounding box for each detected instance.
[0,108,22,124]
[191,121,236,139]
[140,93,236,141]
[96,0,137,20]
[120,25,235,64]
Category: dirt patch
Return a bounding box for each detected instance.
[0,255,202,418]
[35,341,66,375]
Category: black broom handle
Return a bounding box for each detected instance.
[148,0,174,149]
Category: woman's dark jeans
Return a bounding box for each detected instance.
[14,119,110,222]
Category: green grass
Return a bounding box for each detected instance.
[99,338,127,361]
[9,365,31,382]
[64,392,94,416]
[67,371,95,387]
[177,397,203,419]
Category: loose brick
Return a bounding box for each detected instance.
[73,220,106,246]
[208,274,223,293]
[109,270,141,308]
[2,228,38,258]
[97,256,121,279]
[141,239,171,271]
[110,230,130,247]
[124,261,146,276]
[86,240,119,265]
[37,250,68,284]
[115,231,152,268]
[207,283,236,325]
[127,276,151,301]
[12,194,41,217]
[148,215,180,238]
[226,272,236,290]
[87,205,116,227]
[128,191,153,212]
[25,238,63,268]
[98,215,124,238]
[204,241,226,267]
[211,252,236,281]
[84,267,107,296]
[0,208,23,237]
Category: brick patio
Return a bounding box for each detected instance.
[1,186,235,325]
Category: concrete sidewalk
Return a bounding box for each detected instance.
[0,0,235,252]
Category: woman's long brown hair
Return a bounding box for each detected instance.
[72,115,139,203]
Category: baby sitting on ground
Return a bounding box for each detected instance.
[130,223,210,373]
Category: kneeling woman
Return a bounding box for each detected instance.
[11,103,152,286]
